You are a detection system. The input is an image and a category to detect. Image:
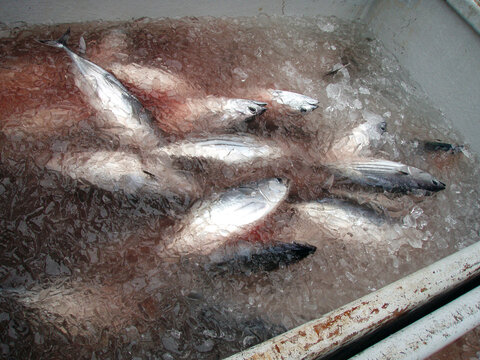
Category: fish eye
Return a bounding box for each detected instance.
[276,177,283,183]
[248,106,258,114]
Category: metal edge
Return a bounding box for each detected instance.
[351,285,480,359]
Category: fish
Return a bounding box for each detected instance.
[325,159,446,192]
[328,110,387,157]
[159,134,284,165]
[162,178,289,257]
[422,140,464,154]
[108,62,268,134]
[45,150,198,204]
[290,199,424,249]
[209,241,316,274]
[267,89,319,113]
[39,29,163,147]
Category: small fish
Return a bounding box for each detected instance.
[160,134,283,165]
[323,63,350,77]
[422,140,464,154]
[329,111,387,156]
[268,90,319,113]
[326,159,446,192]
[164,178,289,257]
[39,29,162,144]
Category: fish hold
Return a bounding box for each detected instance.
[39,29,163,147]
[164,178,289,257]
[160,134,283,165]
[210,242,316,274]
[46,150,197,200]
[326,159,446,192]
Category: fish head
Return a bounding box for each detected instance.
[226,99,267,120]
[269,90,319,113]
[256,178,289,205]
[409,167,446,192]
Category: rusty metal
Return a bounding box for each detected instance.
[351,285,480,359]
[225,241,480,360]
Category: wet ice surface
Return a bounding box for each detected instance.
[0,16,479,359]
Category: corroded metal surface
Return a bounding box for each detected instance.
[351,285,480,359]
[226,241,480,360]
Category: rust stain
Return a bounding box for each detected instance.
[371,308,379,314]
[327,327,341,338]
[298,331,306,337]
[274,344,281,353]
[382,303,389,309]
[312,305,360,339]
[420,287,427,293]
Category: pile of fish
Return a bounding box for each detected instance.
[31,28,448,271]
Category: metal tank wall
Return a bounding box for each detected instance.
[363,0,480,155]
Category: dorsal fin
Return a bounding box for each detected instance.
[57,28,71,47]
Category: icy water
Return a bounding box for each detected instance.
[0,16,479,359]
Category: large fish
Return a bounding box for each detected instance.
[108,62,318,134]
[159,134,284,165]
[325,158,446,192]
[162,178,290,257]
[107,62,267,134]
[46,150,198,206]
[39,29,163,147]
[289,199,425,250]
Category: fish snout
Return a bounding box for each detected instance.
[248,101,268,116]
[300,103,319,113]
[430,178,446,191]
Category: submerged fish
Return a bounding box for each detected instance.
[160,134,283,165]
[290,199,424,249]
[39,29,163,146]
[422,140,464,154]
[328,110,387,157]
[268,89,319,113]
[326,159,446,192]
[210,242,316,274]
[163,178,289,257]
[46,150,197,201]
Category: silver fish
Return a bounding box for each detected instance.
[39,29,162,145]
[290,199,424,249]
[164,178,289,257]
[326,159,446,192]
[268,89,319,112]
[46,150,197,198]
[329,110,387,156]
[160,134,283,165]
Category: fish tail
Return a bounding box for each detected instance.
[38,28,70,49]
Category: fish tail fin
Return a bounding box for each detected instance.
[38,28,70,49]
